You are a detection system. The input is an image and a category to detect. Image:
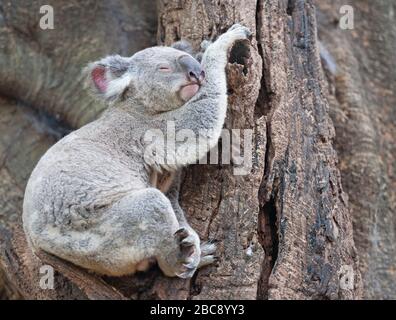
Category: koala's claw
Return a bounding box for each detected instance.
[198,241,218,269]
[174,227,189,238]
[172,230,218,278]
[200,241,217,256]
[198,255,218,268]
[176,228,196,250]
[181,235,196,246]
[180,236,196,257]
[177,266,197,279]
[176,260,198,279]
[176,233,194,257]
[172,227,200,278]
[208,238,220,244]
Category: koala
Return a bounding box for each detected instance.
[22,24,252,278]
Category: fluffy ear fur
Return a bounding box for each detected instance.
[171,40,207,62]
[171,40,195,56]
[83,55,132,102]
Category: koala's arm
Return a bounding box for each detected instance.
[165,170,188,225]
[163,24,252,166]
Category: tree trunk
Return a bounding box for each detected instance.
[0,0,394,300]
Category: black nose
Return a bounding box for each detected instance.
[178,55,205,83]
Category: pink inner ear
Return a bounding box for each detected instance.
[91,66,107,93]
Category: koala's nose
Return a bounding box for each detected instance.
[178,55,205,83]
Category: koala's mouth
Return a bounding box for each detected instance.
[179,83,200,102]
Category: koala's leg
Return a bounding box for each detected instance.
[166,171,217,270]
[33,188,202,277]
[101,187,205,278]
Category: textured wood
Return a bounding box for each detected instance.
[155,0,362,299]
[316,0,396,299]
[256,0,361,299]
[0,224,125,300]
[154,0,265,300]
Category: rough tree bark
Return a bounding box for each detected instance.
[0,0,393,300]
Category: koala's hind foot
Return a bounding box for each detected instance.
[157,227,200,278]
[157,227,217,279]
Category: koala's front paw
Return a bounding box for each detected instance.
[227,23,252,39]
[207,24,252,57]
[173,227,201,278]
[219,24,252,46]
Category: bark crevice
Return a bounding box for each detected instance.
[257,195,279,299]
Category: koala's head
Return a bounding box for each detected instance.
[84,43,205,114]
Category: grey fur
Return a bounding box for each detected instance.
[22,24,251,278]
[171,40,195,56]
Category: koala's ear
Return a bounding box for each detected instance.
[83,55,132,102]
[171,40,195,55]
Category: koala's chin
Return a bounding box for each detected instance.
[179,83,200,101]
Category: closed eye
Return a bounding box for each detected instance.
[159,66,172,72]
